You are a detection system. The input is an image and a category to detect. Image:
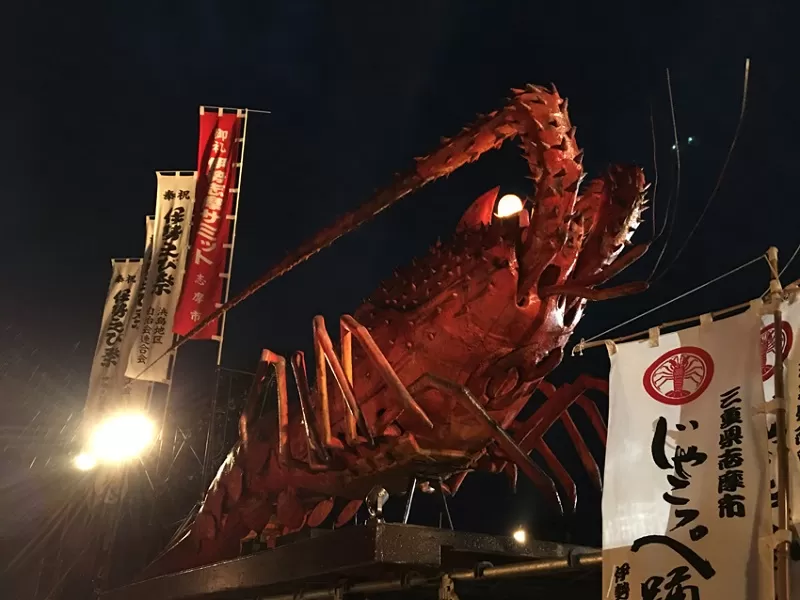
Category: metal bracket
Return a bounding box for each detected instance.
[438,574,460,600]
[366,486,389,523]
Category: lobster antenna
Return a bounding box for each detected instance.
[647,68,682,281]
[650,58,752,284]
[648,104,659,240]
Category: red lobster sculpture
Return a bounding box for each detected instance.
[145,84,650,576]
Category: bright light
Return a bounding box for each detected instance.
[687,136,694,144]
[88,412,155,463]
[496,194,524,218]
[73,453,97,471]
[512,528,527,544]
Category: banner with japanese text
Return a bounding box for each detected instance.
[761,296,800,533]
[84,259,143,427]
[125,216,155,366]
[603,307,772,600]
[173,109,244,339]
[125,174,195,382]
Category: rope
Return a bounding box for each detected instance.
[581,252,766,345]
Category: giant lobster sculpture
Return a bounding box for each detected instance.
[144,84,650,576]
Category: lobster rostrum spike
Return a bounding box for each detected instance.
[142,85,650,579]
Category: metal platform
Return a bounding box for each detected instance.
[101,522,601,599]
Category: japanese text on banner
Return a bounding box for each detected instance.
[602,308,772,600]
[173,111,243,339]
[84,260,143,426]
[125,174,194,382]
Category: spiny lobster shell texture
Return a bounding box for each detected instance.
[143,85,649,578]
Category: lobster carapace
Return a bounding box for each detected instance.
[144,84,650,577]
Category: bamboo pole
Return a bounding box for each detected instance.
[768,246,791,600]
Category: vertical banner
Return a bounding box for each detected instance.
[173,108,244,339]
[603,308,772,600]
[125,216,155,360]
[125,173,195,382]
[84,260,143,426]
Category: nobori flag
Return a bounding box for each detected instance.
[125,173,195,383]
[84,259,143,426]
[602,306,772,600]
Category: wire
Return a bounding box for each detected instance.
[780,240,800,278]
[651,58,751,284]
[583,252,765,344]
[648,68,682,281]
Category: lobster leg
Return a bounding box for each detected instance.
[339,315,434,429]
[506,375,608,509]
[407,373,564,514]
[313,315,370,445]
[290,352,330,464]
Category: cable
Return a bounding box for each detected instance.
[583,253,765,343]
[651,58,751,284]
[780,240,800,278]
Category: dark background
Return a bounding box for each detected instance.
[0,0,795,593]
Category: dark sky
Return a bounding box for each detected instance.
[1,0,796,553]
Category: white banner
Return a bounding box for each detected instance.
[603,307,772,600]
[84,259,144,427]
[125,173,195,382]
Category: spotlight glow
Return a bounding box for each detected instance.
[496,194,524,218]
[73,453,97,471]
[88,412,155,463]
[512,528,527,544]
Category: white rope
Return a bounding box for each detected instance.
[583,253,766,344]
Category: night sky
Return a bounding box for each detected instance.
[1,0,796,576]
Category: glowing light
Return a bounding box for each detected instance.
[73,453,97,471]
[687,136,694,144]
[496,194,524,218]
[88,412,155,463]
[512,528,527,544]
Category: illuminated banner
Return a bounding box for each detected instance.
[84,259,143,425]
[125,173,195,382]
[761,297,800,532]
[602,308,772,600]
[173,109,244,339]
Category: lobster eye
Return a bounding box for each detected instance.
[495,194,524,218]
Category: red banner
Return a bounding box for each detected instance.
[173,110,243,339]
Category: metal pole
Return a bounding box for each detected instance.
[254,552,602,599]
[202,108,250,488]
[768,246,791,600]
[402,477,417,524]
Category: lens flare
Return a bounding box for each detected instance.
[88,412,155,463]
[73,453,97,471]
[512,528,527,544]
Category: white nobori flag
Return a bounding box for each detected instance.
[84,259,143,426]
[125,173,195,383]
[603,306,772,600]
